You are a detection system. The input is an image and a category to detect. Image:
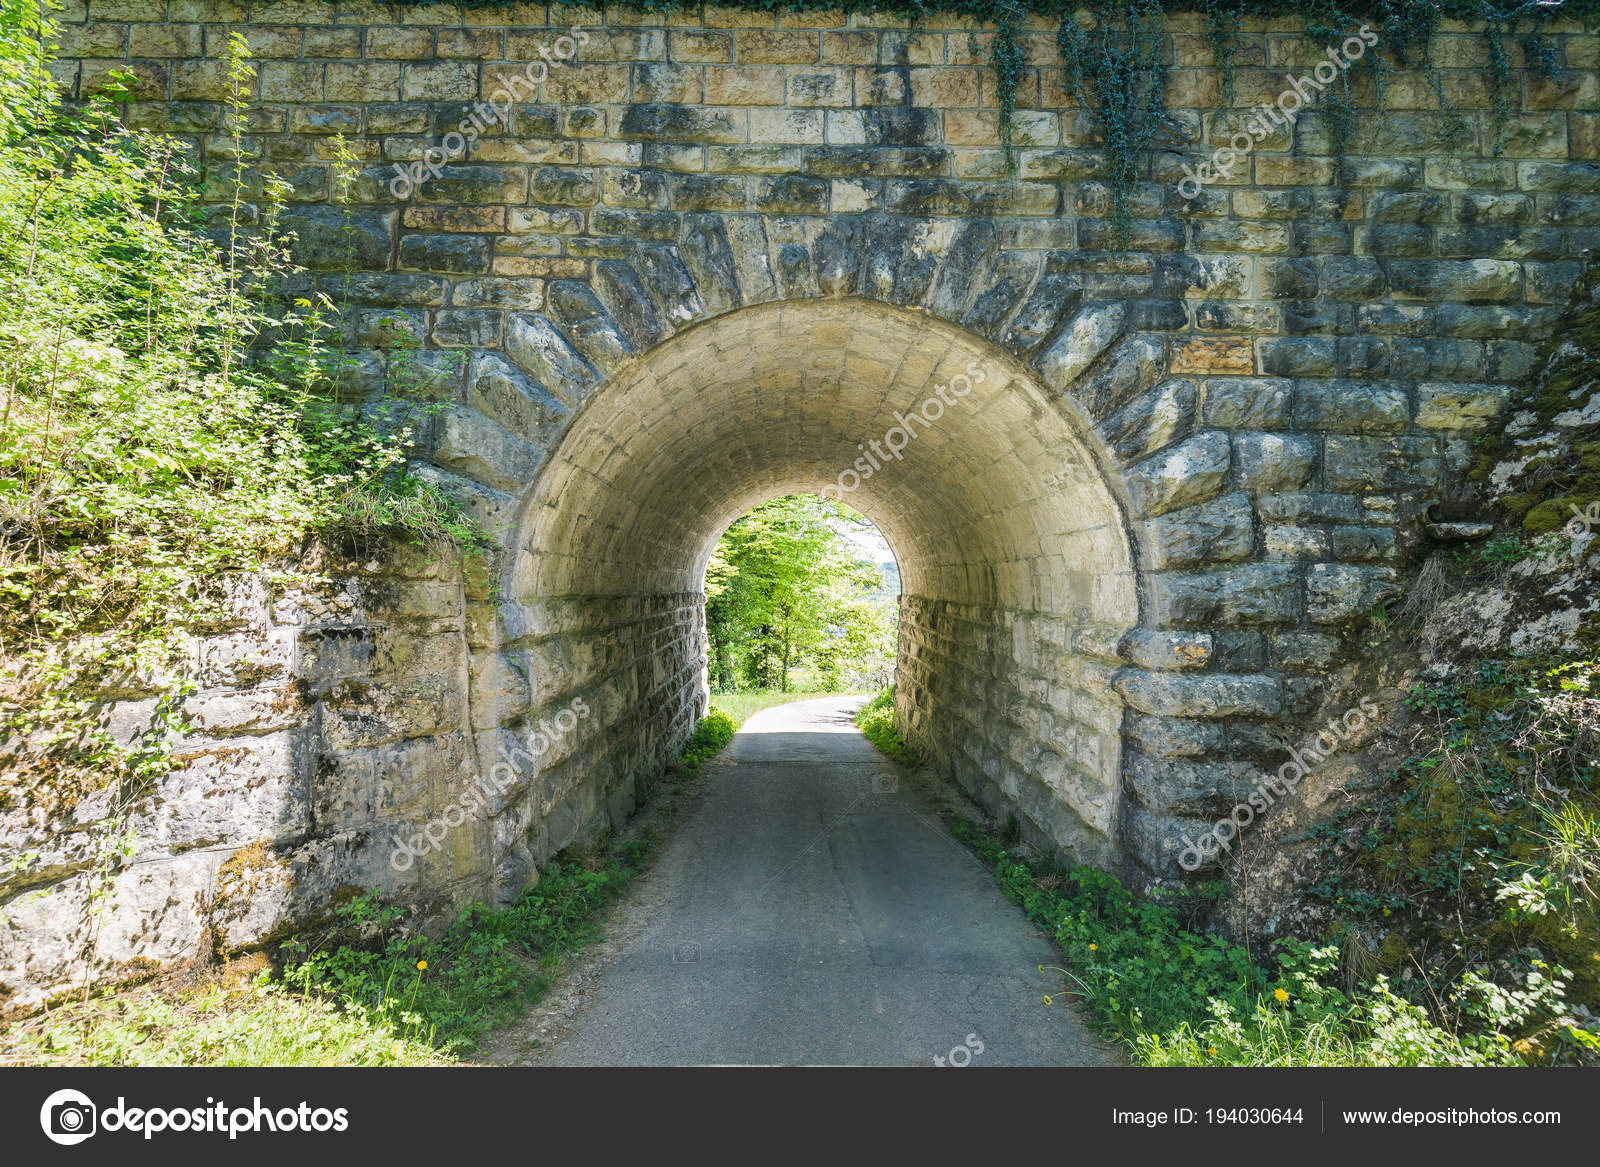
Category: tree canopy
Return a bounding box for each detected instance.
[704,495,896,694]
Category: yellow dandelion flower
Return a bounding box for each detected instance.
[1089,943,1098,951]
[417,960,428,971]
[1273,987,1288,1003]
[1208,1046,1218,1057]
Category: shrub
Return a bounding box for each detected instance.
[855,687,918,764]
[674,705,736,781]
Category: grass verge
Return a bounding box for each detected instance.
[946,812,1593,1066]
[711,688,869,727]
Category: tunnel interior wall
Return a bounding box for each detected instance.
[897,597,1127,869]
[488,592,706,894]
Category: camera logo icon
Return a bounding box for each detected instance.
[40,1089,97,1146]
[872,773,898,795]
[673,942,701,964]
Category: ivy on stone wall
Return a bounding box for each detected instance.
[388,1,1598,241]
[1059,0,1166,245]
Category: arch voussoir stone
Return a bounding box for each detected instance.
[724,215,781,305]
[627,244,706,332]
[466,352,572,450]
[504,313,601,406]
[433,404,541,493]
[924,219,1000,320]
[677,214,742,316]
[591,258,668,350]
[1097,376,1197,465]
[1034,301,1128,395]
[545,279,637,375]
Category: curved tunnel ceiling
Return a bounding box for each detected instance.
[513,298,1139,624]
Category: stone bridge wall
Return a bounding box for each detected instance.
[15,0,1600,1007]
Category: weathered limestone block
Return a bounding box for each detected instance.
[1155,563,1301,627]
[1124,712,1228,759]
[1234,431,1318,492]
[1293,379,1411,432]
[1125,431,1231,517]
[1147,491,1256,567]
[1118,628,1214,671]
[1034,301,1126,392]
[1306,563,1402,625]
[1324,435,1441,492]
[1415,381,1513,430]
[1122,750,1265,817]
[467,350,572,446]
[1114,670,1283,719]
[1202,376,1291,429]
[434,403,542,490]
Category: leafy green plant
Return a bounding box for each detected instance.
[1058,0,1167,248]
[1477,535,1529,563]
[856,686,919,764]
[279,832,656,1055]
[948,815,1530,1065]
[673,705,736,782]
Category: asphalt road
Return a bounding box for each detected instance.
[538,695,1114,1066]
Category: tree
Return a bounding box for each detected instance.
[703,494,894,694]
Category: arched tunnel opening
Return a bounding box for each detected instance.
[700,493,901,698]
[490,298,1142,891]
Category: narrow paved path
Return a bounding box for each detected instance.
[537,696,1114,1066]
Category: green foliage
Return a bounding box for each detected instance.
[705,494,894,695]
[855,686,919,764]
[948,816,1529,1065]
[1476,534,1530,563]
[673,705,736,781]
[988,2,1026,166]
[1201,0,1243,107]
[280,836,654,1055]
[0,3,480,848]
[0,977,447,1067]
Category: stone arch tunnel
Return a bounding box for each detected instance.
[502,298,1138,893]
[5,1,1588,1009]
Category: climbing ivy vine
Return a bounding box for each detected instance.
[1058,0,1168,246]
[1201,0,1243,108]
